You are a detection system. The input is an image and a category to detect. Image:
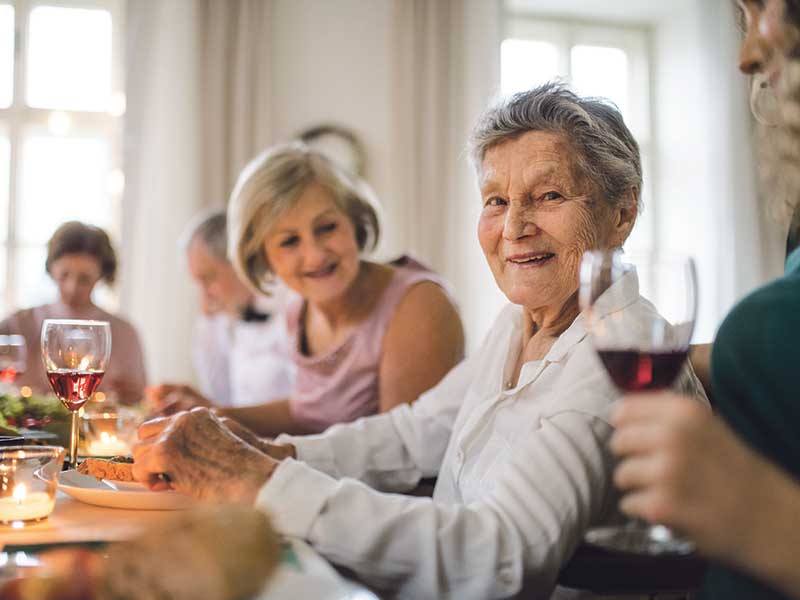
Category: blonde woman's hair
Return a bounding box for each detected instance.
[227,141,382,295]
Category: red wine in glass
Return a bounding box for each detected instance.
[580,249,697,555]
[46,369,105,411]
[597,349,688,392]
[41,319,111,470]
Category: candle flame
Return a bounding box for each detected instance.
[12,483,26,503]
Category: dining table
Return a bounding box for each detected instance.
[0,490,379,600]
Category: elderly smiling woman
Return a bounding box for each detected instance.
[133,83,706,599]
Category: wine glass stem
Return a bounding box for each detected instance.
[68,410,80,469]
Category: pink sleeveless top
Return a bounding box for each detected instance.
[287,257,451,433]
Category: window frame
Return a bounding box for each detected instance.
[500,11,656,255]
[0,0,125,313]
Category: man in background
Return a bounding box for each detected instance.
[149,210,295,410]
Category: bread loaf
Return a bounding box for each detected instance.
[77,457,135,482]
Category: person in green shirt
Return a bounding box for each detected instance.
[611,1,800,598]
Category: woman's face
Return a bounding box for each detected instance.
[263,183,361,305]
[739,0,791,83]
[50,252,103,310]
[478,131,633,315]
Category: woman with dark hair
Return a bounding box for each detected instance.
[0,221,147,405]
[611,2,800,598]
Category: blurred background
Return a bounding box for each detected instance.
[0,0,782,384]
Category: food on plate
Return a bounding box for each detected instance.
[77,456,135,482]
[0,507,281,600]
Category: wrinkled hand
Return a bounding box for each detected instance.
[217,416,296,462]
[133,408,277,504]
[611,392,771,558]
[145,384,213,417]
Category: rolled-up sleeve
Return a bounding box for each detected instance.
[275,354,474,492]
[258,410,615,599]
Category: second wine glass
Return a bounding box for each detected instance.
[41,319,111,470]
[0,334,26,391]
[580,249,698,554]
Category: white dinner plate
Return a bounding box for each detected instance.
[58,470,195,511]
[101,479,148,492]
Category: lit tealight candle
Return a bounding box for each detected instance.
[0,483,56,523]
[87,431,131,456]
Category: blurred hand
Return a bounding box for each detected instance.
[133,408,277,503]
[103,377,145,406]
[145,384,213,417]
[611,392,774,559]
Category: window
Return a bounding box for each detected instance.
[500,13,654,256]
[0,0,124,315]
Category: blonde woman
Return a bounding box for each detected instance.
[156,143,464,436]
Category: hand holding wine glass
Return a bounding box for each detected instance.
[41,319,111,469]
[580,249,697,554]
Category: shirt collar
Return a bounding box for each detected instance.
[544,269,640,363]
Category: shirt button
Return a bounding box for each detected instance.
[505,380,513,390]
[456,449,465,463]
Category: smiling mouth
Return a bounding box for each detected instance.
[304,262,338,279]
[506,253,555,267]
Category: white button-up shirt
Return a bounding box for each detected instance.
[193,292,295,407]
[257,273,706,599]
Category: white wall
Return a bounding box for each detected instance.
[651,4,718,341]
[652,0,784,342]
[270,0,401,255]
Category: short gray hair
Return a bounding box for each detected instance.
[180,209,228,261]
[228,141,382,295]
[470,82,642,211]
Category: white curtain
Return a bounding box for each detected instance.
[390,0,505,351]
[121,0,272,383]
[389,0,457,269]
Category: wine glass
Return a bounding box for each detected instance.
[41,320,111,470]
[580,249,697,555]
[0,335,26,392]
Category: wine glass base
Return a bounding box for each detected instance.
[585,524,695,555]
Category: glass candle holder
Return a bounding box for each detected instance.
[81,410,137,457]
[83,413,136,456]
[0,446,65,525]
